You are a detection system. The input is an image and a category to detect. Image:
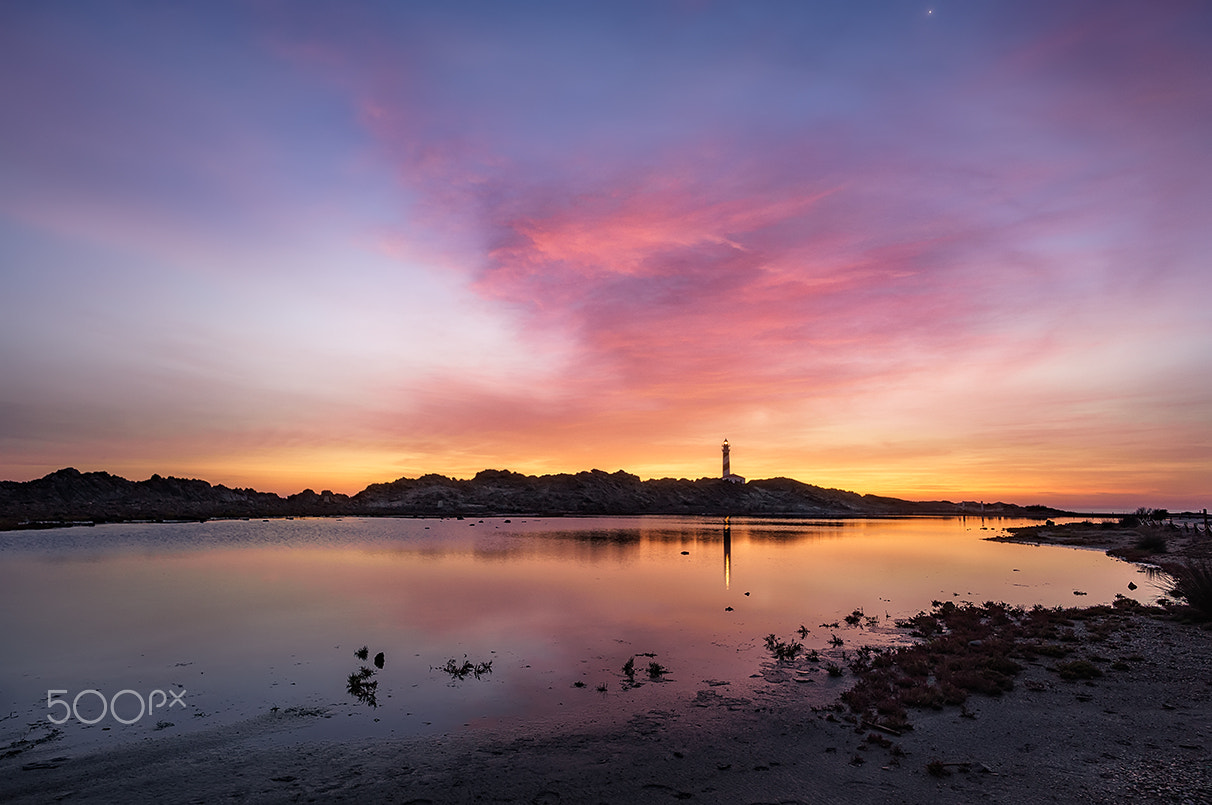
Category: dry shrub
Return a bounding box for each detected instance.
[1167,562,1212,620]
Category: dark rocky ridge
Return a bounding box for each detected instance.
[0,467,1067,530]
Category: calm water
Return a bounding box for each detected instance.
[0,515,1148,753]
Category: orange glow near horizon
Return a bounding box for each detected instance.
[7,426,1203,513]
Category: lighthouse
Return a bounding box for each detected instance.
[721,439,745,484]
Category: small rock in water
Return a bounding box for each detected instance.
[1127,581,1137,590]
[374,652,385,669]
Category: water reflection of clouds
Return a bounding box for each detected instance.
[0,515,1140,752]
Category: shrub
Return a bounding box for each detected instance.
[1167,562,1212,620]
[1134,533,1168,554]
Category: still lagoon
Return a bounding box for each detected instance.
[0,515,1149,754]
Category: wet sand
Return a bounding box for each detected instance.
[4,523,1211,804]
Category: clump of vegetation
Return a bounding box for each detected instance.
[438,657,493,680]
[850,599,1170,732]
[825,663,844,678]
[347,666,379,707]
[1142,507,1171,524]
[845,601,1030,732]
[832,595,1178,738]
[346,645,387,708]
[844,608,865,626]
[1112,593,1143,611]
[620,655,666,686]
[1166,561,1212,620]
[847,645,886,674]
[763,633,804,661]
[1134,532,1168,554]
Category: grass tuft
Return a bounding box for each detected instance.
[1166,562,1212,620]
[763,633,804,661]
[1134,533,1168,554]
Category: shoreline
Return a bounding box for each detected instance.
[4,523,1210,803]
[0,510,1070,534]
[989,519,1212,565]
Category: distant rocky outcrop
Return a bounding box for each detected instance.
[0,467,1067,530]
[0,468,351,528]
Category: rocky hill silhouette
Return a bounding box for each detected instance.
[0,467,1065,530]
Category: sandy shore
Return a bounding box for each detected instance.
[4,524,1211,804]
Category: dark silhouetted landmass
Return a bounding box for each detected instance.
[0,467,1069,530]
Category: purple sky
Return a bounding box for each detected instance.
[1,1,1209,510]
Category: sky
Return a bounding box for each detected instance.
[1,1,1209,511]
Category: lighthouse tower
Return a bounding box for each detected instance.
[722,439,745,483]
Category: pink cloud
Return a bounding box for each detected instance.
[6,2,1208,511]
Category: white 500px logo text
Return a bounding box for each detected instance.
[47,689,187,725]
